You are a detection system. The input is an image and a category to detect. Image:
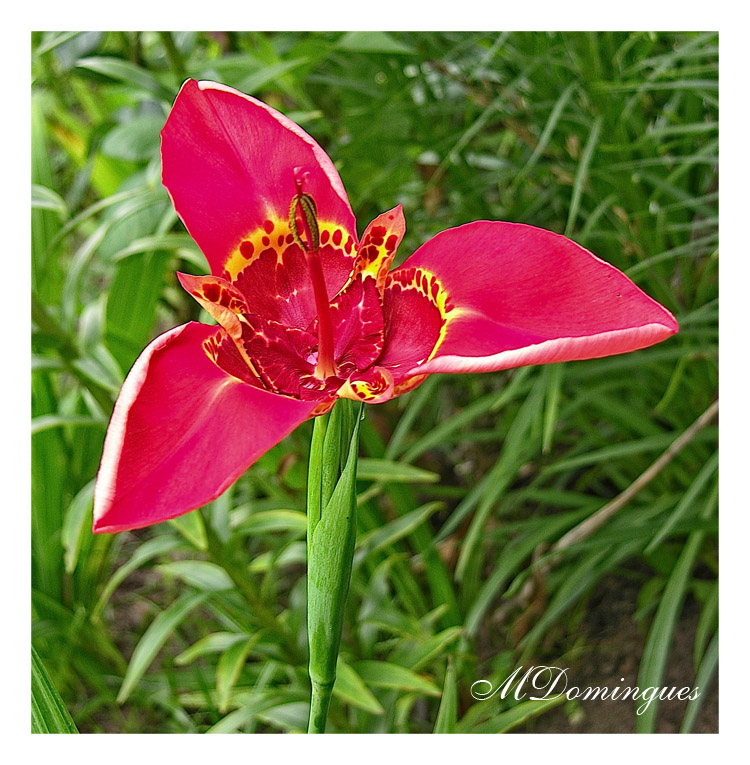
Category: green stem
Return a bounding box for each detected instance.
[306,400,362,734]
[158,32,187,86]
[308,679,334,734]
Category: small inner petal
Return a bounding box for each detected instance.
[352,205,406,291]
[202,327,263,388]
[311,272,385,377]
[378,266,454,384]
[178,272,249,339]
[339,366,394,404]
[238,313,317,397]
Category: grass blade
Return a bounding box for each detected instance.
[31,646,78,733]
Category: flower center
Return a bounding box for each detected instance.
[289,179,337,379]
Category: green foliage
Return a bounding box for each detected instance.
[32,646,79,733]
[31,31,717,733]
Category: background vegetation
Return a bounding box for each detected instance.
[31,31,718,733]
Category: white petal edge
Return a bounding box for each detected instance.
[408,321,677,376]
[93,324,189,528]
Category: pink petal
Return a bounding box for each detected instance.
[93,322,316,533]
[161,80,357,280]
[203,326,264,388]
[389,222,678,377]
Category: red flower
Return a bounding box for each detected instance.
[93,80,677,533]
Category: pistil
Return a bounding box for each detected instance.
[289,183,337,379]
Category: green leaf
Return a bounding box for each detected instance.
[62,479,94,574]
[108,233,200,263]
[680,631,718,733]
[92,536,183,621]
[433,659,458,733]
[565,114,603,237]
[248,542,306,573]
[635,515,714,730]
[337,31,415,55]
[333,657,384,715]
[465,509,587,637]
[118,592,208,703]
[205,692,286,734]
[101,115,164,161]
[389,626,463,672]
[105,225,171,373]
[157,560,234,591]
[645,452,718,552]
[256,702,309,732]
[471,696,566,733]
[31,646,78,733]
[693,580,718,669]
[353,660,441,696]
[31,184,68,218]
[31,414,105,435]
[217,636,260,712]
[355,501,443,566]
[542,362,564,454]
[356,458,439,484]
[76,56,174,100]
[34,31,88,57]
[238,509,307,536]
[455,373,547,583]
[31,96,63,302]
[238,58,309,94]
[167,510,207,550]
[175,632,253,666]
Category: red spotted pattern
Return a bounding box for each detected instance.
[231,227,356,330]
[183,202,439,404]
[353,205,406,290]
[179,274,249,315]
[202,328,261,388]
[238,314,317,397]
[181,194,449,406]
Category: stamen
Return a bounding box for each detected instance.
[289,181,337,379]
[289,189,319,252]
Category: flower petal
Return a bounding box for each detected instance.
[231,230,356,330]
[376,267,451,387]
[326,273,384,376]
[352,205,406,290]
[93,322,316,533]
[161,79,357,281]
[177,272,249,339]
[390,221,678,377]
[203,326,264,387]
[238,313,317,398]
[338,366,394,404]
